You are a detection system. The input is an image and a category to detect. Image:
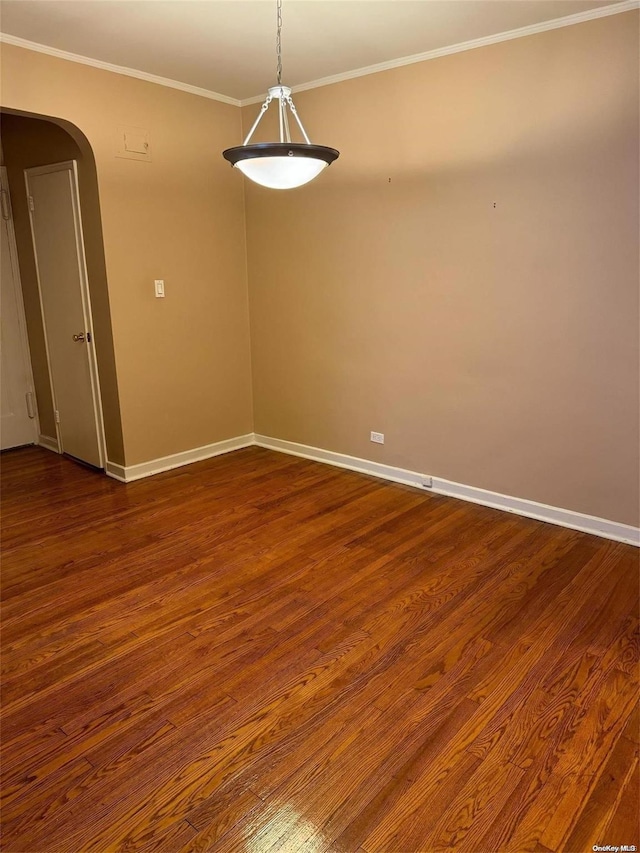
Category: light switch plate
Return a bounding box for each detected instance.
[154,280,165,298]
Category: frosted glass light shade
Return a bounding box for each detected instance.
[235,156,327,189]
[223,142,339,190]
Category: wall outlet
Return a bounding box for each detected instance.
[154,279,165,298]
[370,431,384,444]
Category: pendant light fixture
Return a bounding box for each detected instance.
[223,0,339,190]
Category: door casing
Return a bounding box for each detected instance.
[0,165,39,450]
[25,160,106,468]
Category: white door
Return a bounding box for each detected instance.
[25,162,105,468]
[0,167,38,450]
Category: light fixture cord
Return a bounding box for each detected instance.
[276,0,283,85]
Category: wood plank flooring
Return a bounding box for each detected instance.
[1,445,638,853]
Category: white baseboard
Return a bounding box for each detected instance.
[102,430,638,546]
[255,434,431,489]
[38,434,60,453]
[105,433,255,483]
[254,434,640,547]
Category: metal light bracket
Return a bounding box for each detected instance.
[243,85,312,146]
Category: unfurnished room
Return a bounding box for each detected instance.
[0,1,638,851]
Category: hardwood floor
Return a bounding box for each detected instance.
[1,445,638,853]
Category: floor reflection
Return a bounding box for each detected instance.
[245,803,326,852]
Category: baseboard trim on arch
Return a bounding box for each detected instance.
[38,434,60,453]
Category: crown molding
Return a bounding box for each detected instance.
[1,0,637,109]
[0,32,241,107]
[241,0,640,105]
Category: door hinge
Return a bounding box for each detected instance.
[87,331,92,343]
[55,410,60,424]
[0,187,11,221]
[26,391,36,419]
[28,195,35,212]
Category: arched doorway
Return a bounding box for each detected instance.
[0,110,124,467]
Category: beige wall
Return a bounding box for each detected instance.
[1,44,253,465]
[244,12,640,526]
[1,113,125,463]
[2,13,637,527]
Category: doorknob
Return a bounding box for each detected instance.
[73,332,86,342]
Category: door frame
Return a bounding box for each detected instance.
[0,165,40,447]
[24,160,107,468]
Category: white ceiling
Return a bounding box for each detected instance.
[0,0,625,102]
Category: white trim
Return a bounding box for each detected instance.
[68,159,108,468]
[38,434,60,453]
[101,431,639,545]
[240,0,639,105]
[0,33,240,107]
[24,167,62,455]
[255,434,431,490]
[254,435,640,547]
[104,461,127,482]
[0,166,40,448]
[25,160,107,468]
[105,433,255,483]
[1,2,636,108]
